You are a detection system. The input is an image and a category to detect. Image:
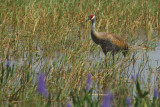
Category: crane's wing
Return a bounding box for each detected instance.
[98,32,128,50]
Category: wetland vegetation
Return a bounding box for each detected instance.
[0,0,160,106]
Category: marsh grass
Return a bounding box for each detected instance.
[0,0,160,106]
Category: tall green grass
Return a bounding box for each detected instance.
[0,0,160,106]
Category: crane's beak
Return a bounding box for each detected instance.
[86,18,90,22]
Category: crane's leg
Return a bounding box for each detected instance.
[102,48,108,66]
[112,52,115,64]
[105,54,108,66]
[101,46,108,66]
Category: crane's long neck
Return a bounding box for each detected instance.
[91,18,96,33]
[91,18,101,44]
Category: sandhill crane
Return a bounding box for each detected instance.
[86,14,128,64]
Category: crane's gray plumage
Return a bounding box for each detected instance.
[87,14,128,63]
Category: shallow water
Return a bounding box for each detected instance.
[1,32,160,98]
[129,42,159,80]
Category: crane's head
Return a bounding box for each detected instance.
[86,14,95,22]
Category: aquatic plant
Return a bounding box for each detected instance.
[101,91,113,107]
[86,74,91,91]
[153,88,159,99]
[37,73,48,97]
[126,97,132,107]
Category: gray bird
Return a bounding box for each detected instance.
[86,14,128,63]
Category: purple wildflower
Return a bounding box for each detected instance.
[154,88,159,99]
[126,97,132,107]
[86,74,91,91]
[131,75,135,82]
[101,91,113,107]
[7,60,10,68]
[37,73,48,97]
[136,72,139,78]
[66,103,72,107]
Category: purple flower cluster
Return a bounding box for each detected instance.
[7,60,10,68]
[37,73,48,97]
[154,88,159,99]
[101,91,133,107]
[101,91,113,107]
[131,75,135,82]
[86,74,91,91]
[136,72,139,77]
[131,72,139,82]
[66,103,72,107]
[126,97,132,107]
